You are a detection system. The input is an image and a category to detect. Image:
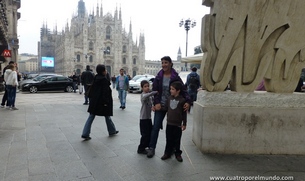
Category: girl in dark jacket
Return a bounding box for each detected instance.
[81,64,119,140]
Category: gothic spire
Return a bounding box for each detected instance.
[96,2,99,17]
[78,0,86,18]
[100,0,103,17]
[115,5,118,20]
[129,19,132,36]
[119,5,122,20]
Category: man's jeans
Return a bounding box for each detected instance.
[149,110,167,149]
[118,89,127,107]
[84,85,90,103]
[188,90,198,105]
[6,85,16,107]
[82,114,117,137]
[1,86,8,106]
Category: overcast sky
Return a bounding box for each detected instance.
[18,0,210,60]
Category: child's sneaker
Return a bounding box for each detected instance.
[175,155,183,162]
[11,107,18,110]
[0,105,4,108]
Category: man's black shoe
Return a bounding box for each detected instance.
[137,149,148,154]
[122,106,125,110]
[119,106,122,108]
[81,136,91,140]
[83,103,89,105]
[109,130,119,136]
[176,155,183,162]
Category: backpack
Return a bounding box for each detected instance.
[188,74,199,91]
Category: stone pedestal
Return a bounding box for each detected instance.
[193,90,305,154]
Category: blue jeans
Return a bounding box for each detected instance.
[118,89,127,107]
[82,114,117,137]
[6,85,16,107]
[149,110,167,149]
[84,85,90,103]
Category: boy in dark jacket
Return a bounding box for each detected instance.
[161,81,187,162]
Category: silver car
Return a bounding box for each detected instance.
[129,75,155,93]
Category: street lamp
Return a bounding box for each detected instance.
[179,18,196,71]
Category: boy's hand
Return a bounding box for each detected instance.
[183,103,190,112]
[181,125,186,131]
[151,106,156,112]
[154,103,161,111]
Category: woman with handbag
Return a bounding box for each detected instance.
[81,64,119,140]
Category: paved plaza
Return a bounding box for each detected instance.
[0,90,304,181]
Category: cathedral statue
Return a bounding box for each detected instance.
[201,0,305,93]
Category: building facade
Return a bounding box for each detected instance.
[0,0,21,75]
[38,0,145,77]
[144,48,183,76]
[0,0,21,91]
[17,53,38,73]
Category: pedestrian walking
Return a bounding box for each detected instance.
[81,64,119,140]
[111,75,116,89]
[146,56,190,158]
[4,64,19,110]
[185,66,200,113]
[160,81,187,162]
[71,72,79,93]
[137,80,158,154]
[115,68,129,110]
[78,72,83,94]
[81,65,94,105]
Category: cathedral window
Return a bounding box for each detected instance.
[123,57,126,64]
[106,26,112,39]
[123,45,127,53]
[89,55,93,62]
[106,47,111,54]
[133,58,136,65]
[89,42,94,51]
[77,55,80,62]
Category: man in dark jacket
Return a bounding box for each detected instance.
[185,66,200,112]
[81,65,94,105]
[81,64,119,140]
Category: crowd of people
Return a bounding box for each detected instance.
[0,56,201,163]
[1,61,21,110]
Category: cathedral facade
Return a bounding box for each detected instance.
[38,0,145,77]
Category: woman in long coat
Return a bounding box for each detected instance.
[81,64,119,140]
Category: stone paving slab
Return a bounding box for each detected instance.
[0,90,304,180]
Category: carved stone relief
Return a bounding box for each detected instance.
[202,0,305,93]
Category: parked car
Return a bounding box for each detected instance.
[21,75,73,93]
[130,74,155,82]
[19,73,62,88]
[129,75,155,93]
